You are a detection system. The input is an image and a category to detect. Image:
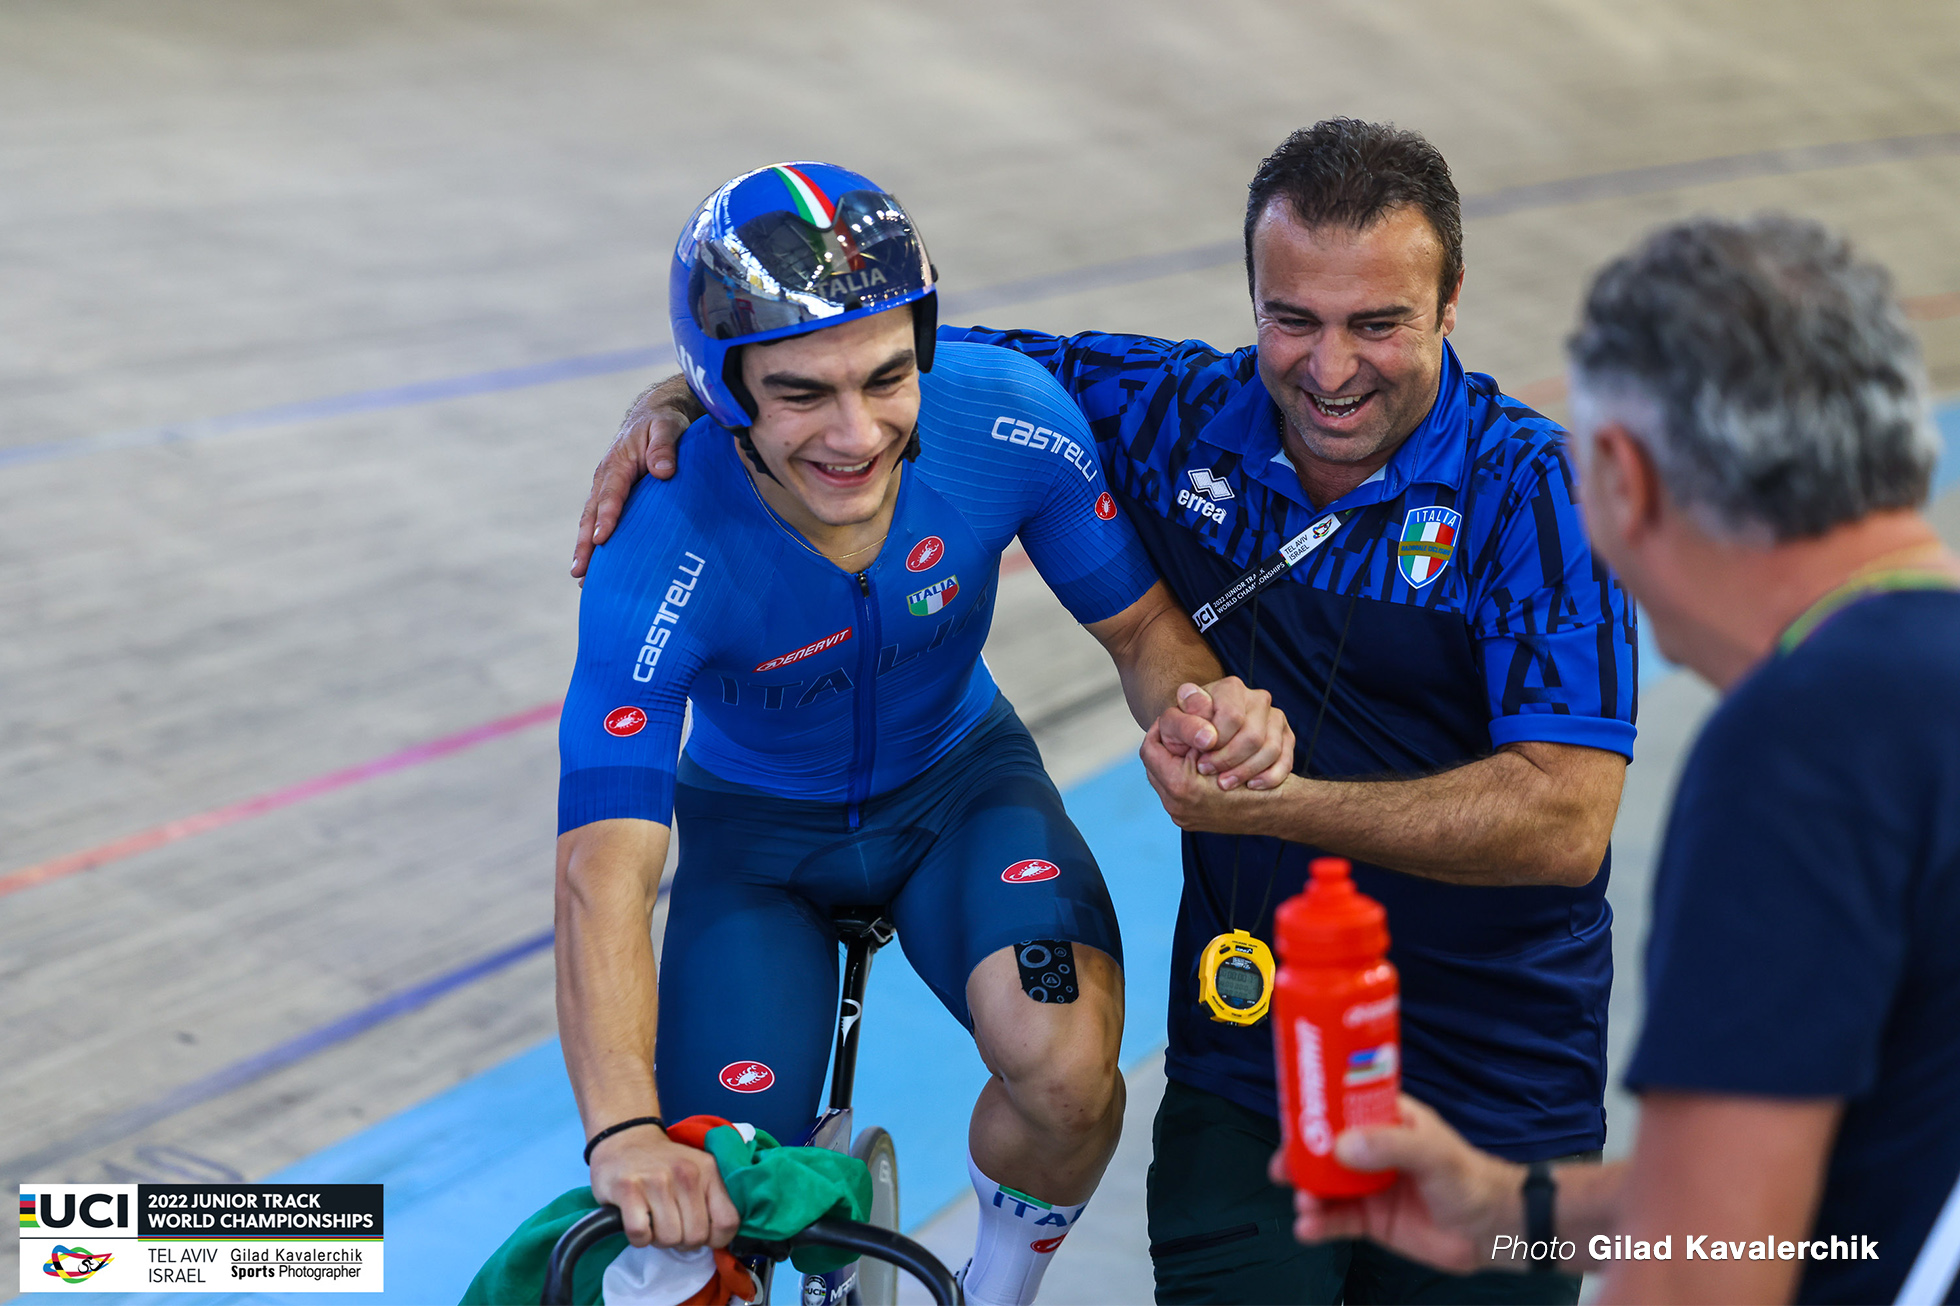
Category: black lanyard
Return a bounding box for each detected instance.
[1188,502,1364,940]
[1191,508,1355,633]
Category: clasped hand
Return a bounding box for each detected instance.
[1146,678,1294,823]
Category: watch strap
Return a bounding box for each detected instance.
[1523,1161,1557,1273]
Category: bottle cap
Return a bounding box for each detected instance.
[1274,857,1389,963]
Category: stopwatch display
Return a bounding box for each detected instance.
[1198,928,1275,1025]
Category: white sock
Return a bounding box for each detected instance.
[963,1150,1091,1306]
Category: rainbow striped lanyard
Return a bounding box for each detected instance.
[1776,568,1960,656]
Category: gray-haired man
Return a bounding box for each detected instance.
[1281,213,1960,1306]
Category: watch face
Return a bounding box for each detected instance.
[1216,956,1265,1008]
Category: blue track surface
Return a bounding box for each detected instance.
[1939,400,1960,495]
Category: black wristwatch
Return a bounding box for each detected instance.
[1522,1161,1557,1273]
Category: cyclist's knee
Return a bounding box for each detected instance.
[1005,1039,1124,1137]
[968,943,1123,1127]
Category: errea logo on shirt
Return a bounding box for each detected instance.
[1176,467,1232,524]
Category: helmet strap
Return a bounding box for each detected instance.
[912,290,938,372]
[734,427,783,484]
[722,348,784,485]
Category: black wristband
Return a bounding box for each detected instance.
[1522,1161,1557,1273]
[583,1116,665,1165]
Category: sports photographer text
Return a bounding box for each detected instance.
[1491,1233,1881,1264]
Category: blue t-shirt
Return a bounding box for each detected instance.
[949,325,1638,1158]
[1627,589,1960,1305]
[558,341,1159,831]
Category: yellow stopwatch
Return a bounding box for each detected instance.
[1198,929,1275,1025]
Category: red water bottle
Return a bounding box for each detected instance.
[1272,856,1400,1197]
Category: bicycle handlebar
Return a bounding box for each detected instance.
[540,1205,962,1305]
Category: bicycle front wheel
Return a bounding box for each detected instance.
[850,1126,900,1305]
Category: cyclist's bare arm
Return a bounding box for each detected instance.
[556,817,739,1249]
[1085,580,1295,792]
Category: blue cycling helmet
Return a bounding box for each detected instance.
[669,162,938,436]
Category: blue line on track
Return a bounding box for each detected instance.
[0,345,672,472]
[0,930,556,1180]
[9,131,1957,475]
[5,876,684,1181]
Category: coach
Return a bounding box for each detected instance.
[1284,215,1960,1306]
[579,120,1636,1305]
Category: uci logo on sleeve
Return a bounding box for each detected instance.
[1397,507,1460,588]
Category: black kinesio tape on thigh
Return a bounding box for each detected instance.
[1016,940,1078,1003]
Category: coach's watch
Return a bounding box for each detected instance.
[1522,1161,1557,1273]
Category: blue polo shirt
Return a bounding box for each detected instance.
[948,326,1638,1159]
[1628,589,1960,1305]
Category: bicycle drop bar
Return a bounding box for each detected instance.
[540,1205,963,1305]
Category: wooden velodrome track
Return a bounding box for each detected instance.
[5,3,1960,1299]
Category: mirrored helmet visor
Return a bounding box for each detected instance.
[688,189,933,339]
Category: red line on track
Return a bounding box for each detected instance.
[5,537,1169,903]
[0,700,563,901]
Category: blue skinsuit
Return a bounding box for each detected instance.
[558,341,1157,1137]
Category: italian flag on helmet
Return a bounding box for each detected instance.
[771,165,838,227]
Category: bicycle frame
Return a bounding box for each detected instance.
[783,910,899,1305]
[797,908,896,1156]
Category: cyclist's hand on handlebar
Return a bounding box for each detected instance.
[590,1128,741,1250]
[1163,678,1295,792]
[573,374,699,584]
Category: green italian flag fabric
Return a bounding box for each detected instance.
[461,1119,871,1306]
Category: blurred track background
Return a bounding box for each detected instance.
[5,3,1960,1300]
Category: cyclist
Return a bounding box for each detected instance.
[556,161,1292,1306]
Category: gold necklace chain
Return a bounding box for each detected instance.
[824,535,887,565]
[770,520,888,569]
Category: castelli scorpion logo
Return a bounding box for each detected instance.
[719,1060,776,1093]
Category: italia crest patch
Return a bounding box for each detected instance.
[907,576,959,616]
[1397,506,1460,588]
